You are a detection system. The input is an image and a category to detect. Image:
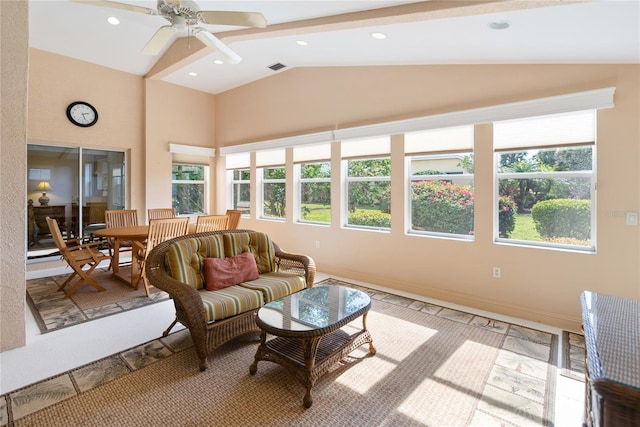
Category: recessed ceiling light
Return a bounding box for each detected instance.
[188,72,198,77]
[214,59,224,65]
[488,20,510,30]
[107,16,120,25]
[296,40,308,46]
[371,32,387,40]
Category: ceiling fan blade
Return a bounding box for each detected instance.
[193,28,241,64]
[69,0,157,15]
[199,11,267,28]
[142,26,176,56]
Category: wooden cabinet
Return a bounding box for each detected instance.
[27,202,107,244]
[581,291,640,427]
[29,205,65,244]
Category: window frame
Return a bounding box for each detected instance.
[297,161,332,226]
[407,152,475,240]
[228,167,251,216]
[343,155,392,231]
[494,143,596,252]
[27,144,128,261]
[171,163,208,216]
[260,165,287,220]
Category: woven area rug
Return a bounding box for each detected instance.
[26,268,169,333]
[560,331,586,381]
[8,278,557,426]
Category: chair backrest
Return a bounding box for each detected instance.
[225,209,242,229]
[105,209,138,228]
[148,208,176,220]
[46,216,68,252]
[195,215,229,233]
[146,217,190,258]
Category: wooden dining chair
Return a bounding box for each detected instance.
[133,217,189,297]
[105,209,138,270]
[195,214,229,233]
[148,208,176,220]
[225,209,242,229]
[46,216,111,298]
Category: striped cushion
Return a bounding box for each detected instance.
[239,272,307,303]
[224,232,275,274]
[223,233,250,257]
[165,235,225,290]
[199,285,264,322]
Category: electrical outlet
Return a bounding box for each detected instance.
[492,267,501,279]
[315,240,320,249]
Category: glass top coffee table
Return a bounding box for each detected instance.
[249,284,376,408]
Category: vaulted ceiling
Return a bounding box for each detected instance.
[29,0,640,94]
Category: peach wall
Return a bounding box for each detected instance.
[24,53,217,270]
[7,47,639,346]
[7,49,216,350]
[216,64,640,331]
[27,49,145,210]
[144,80,216,219]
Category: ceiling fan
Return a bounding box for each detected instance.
[70,0,267,63]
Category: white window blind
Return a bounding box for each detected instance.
[226,152,250,169]
[341,136,390,159]
[405,125,474,154]
[169,143,215,157]
[494,110,596,151]
[218,88,613,157]
[256,149,285,167]
[293,143,331,163]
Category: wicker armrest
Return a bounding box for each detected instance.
[273,242,316,287]
[146,245,208,340]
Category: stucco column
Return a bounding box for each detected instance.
[0,0,29,351]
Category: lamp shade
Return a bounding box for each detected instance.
[35,181,52,206]
[35,181,52,191]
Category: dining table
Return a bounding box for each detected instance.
[93,223,196,288]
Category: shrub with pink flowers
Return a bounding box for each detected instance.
[411,180,474,235]
[498,196,517,237]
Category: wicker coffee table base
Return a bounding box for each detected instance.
[249,315,376,408]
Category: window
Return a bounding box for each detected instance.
[172,164,207,215]
[299,162,331,224]
[295,143,331,225]
[257,149,286,220]
[230,168,251,215]
[226,152,251,216]
[406,126,475,239]
[343,136,391,230]
[262,166,286,219]
[27,145,126,260]
[494,110,596,251]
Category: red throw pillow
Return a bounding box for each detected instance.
[203,252,259,291]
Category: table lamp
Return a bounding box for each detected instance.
[35,181,52,206]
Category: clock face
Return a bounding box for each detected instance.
[66,102,98,127]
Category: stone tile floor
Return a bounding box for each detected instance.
[2,277,582,426]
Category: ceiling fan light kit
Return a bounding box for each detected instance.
[71,0,266,62]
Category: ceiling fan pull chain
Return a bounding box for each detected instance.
[187,21,191,49]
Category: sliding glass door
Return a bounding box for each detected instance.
[27,144,126,260]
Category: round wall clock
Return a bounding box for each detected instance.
[66,101,98,127]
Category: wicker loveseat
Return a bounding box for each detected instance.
[146,229,316,371]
